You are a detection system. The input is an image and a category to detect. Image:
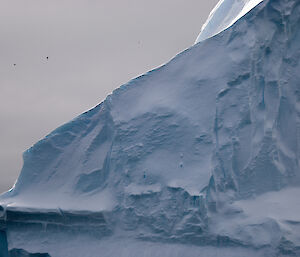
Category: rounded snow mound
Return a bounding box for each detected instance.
[195,0,264,43]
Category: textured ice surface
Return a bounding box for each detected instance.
[1,0,300,256]
[195,0,264,43]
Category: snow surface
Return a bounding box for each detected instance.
[1,0,300,256]
[195,0,264,43]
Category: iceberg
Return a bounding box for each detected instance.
[1,0,300,256]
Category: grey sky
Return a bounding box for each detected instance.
[0,0,218,193]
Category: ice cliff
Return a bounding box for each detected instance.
[1,0,300,256]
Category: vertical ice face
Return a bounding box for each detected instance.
[0,231,8,257]
[195,0,264,43]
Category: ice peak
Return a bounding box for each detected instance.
[195,0,264,43]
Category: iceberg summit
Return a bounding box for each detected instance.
[195,0,264,43]
[1,0,300,256]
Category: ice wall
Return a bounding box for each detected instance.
[0,231,8,257]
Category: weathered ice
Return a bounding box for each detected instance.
[1,0,300,256]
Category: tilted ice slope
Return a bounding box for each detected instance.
[195,0,264,43]
[1,0,300,256]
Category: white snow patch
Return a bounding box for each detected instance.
[195,0,264,43]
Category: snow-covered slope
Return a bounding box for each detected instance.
[1,0,300,256]
[195,0,264,43]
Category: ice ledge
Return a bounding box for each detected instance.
[9,249,50,257]
[195,0,264,43]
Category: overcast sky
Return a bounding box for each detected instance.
[0,0,218,193]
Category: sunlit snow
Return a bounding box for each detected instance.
[195,0,264,43]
